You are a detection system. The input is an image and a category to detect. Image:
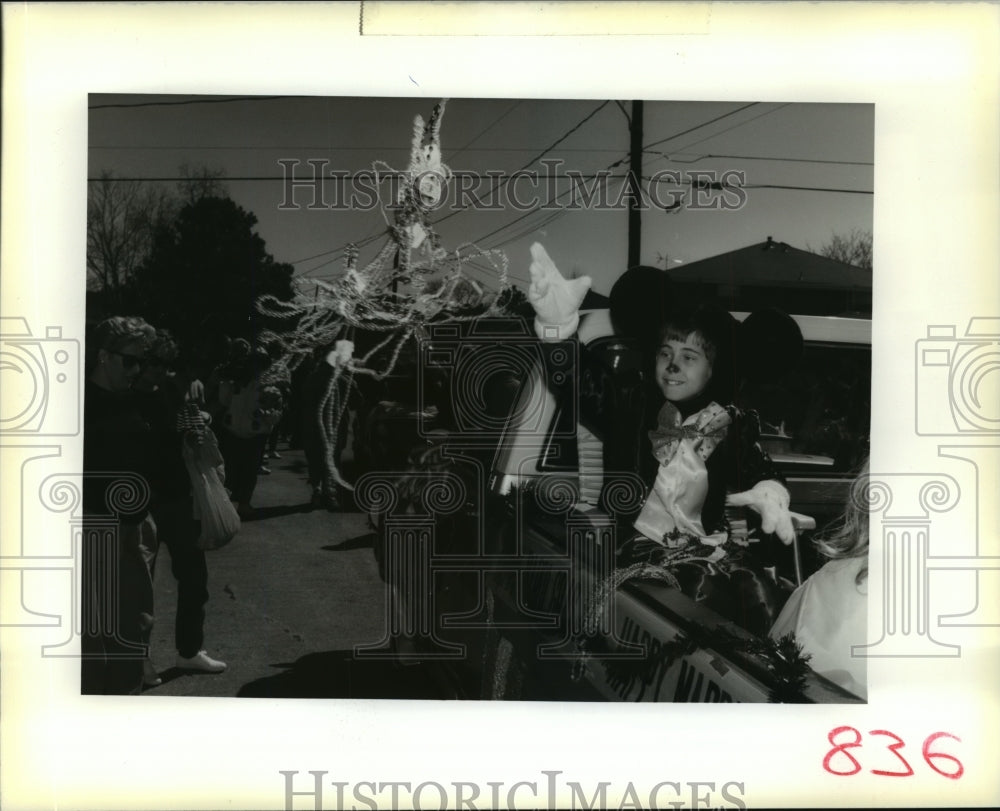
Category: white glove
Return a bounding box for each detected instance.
[726,479,796,545]
[528,242,591,340]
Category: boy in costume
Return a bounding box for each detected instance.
[528,242,803,634]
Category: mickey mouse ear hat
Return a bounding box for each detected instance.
[737,307,804,383]
[608,265,678,351]
[608,264,803,387]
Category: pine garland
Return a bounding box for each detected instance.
[570,530,814,701]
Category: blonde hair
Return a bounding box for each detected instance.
[813,456,870,584]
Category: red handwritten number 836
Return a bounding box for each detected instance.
[823,727,963,779]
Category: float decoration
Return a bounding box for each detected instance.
[256,100,513,491]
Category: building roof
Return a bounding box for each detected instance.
[668,237,871,291]
[666,237,872,317]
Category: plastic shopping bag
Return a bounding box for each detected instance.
[183,428,241,550]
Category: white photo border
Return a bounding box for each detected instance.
[2,2,998,809]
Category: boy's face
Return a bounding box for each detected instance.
[656,332,713,403]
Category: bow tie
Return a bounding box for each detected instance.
[649,402,731,463]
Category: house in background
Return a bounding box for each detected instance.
[667,236,872,318]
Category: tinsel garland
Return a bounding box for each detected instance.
[253,100,515,491]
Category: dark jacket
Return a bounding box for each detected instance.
[82,381,156,523]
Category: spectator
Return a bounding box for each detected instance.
[771,458,869,699]
[82,315,157,694]
[134,329,227,680]
[215,343,282,517]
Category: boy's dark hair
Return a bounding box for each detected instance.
[657,304,739,405]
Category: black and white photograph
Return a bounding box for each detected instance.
[83,95,873,703]
[2,4,998,810]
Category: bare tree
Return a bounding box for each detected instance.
[86,171,175,305]
[177,163,229,205]
[812,228,873,270]
[87,164,230,308]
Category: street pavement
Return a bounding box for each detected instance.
[142,444,444,699]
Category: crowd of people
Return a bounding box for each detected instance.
[80,316,333,695]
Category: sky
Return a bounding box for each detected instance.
[88,95,873,297]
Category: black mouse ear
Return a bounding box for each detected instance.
[694,303,741,404]
[609,265,685,350]
[737,307,803,383]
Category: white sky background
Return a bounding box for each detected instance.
[88,96,873,295]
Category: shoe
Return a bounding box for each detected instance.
[143,659,162,687]
[270,451,281,459]
[258,465,272,475]
[176,650,227,673]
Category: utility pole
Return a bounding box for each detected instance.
[627,99,644,269]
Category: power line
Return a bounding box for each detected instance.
[463,173,627,250]
[644,151,873,167]
[89,95,300,110]
[290,100,618,277]
[742,183,873,195]
[89,144,628,154]
[446,100,523,162]
[429,100,614,229]
[667,102,792,155]
[88,170,635,183]
[480,202,580,255]
[640,102,760,153]
[87,176,289,182]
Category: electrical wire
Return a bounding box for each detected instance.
[446,100,523,162]
[428,99,613,229]
[669,152,873,167]
[639,102,761,153]
[668,103,792,154]
[290,100,617,276]
[89,95,300,110]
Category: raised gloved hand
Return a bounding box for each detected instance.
[726,479,796,545]
[528,242,591,339]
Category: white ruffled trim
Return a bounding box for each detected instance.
[533,313,580,341]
